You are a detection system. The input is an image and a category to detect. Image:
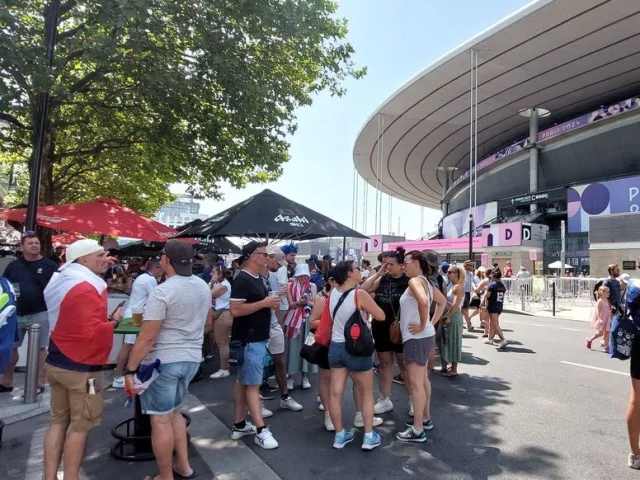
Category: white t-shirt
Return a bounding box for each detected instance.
[399,276,435,342]
[329,287,361,343]
[361,268,370,279]
[124,272,158,317]
[214,279,231,310]
[142,275,212,364]
[277,266,289,311]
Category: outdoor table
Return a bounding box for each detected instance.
[110,318,191,461]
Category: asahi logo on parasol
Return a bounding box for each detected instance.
[38,215,67,223]
[274,209,309,228]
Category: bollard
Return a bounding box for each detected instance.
[552,281,556,317]
[521,286,526,311]
[24,323,41,404]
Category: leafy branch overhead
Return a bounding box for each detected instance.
[0,0,366,214]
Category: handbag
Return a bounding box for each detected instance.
[389,299,402,345]
[229,340,245,366]
[610,289,634,360]
[302,290,353,363]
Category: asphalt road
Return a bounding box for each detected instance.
[190,312,637,480]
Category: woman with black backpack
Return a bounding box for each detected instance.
[327,261,385,451]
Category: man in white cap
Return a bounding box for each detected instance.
[42,239,123,480]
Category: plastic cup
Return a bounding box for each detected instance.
[268,292,278,311]
[131,307,143,327]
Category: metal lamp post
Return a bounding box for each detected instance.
[26,0,61,231]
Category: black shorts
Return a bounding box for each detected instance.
[631,335,640,380]
[462,292,471,309]
[372,319,403,354]
[487,307,503,315]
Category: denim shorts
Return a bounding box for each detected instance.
[140,361,199,415]
[238,340,268,386]
[328,341,372,373]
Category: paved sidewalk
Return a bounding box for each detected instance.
[0,372,51,425]
[0,373,280,480]
[505,302,592,322]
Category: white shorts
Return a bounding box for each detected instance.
[123,334,137,345]
[267,323,285,355]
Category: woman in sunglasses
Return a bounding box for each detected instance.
[441,265,465,377]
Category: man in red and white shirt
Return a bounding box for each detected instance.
[42,239,122,480]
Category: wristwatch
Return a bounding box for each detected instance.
[124,368,138,376]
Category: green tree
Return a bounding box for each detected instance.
[0,0,365,215]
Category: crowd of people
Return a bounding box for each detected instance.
[6,231,640,476]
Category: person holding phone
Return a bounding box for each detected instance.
[42,239,123,480]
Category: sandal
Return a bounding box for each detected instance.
[443,372,459,378]
[173,466,197,479]
[0,384,14,393]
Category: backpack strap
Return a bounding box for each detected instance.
[332,288,355,320]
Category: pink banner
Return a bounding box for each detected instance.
[385,237,481,251]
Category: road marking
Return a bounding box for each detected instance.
[560,361,628,376]
[560,327,580,332]
[529,323,545,327]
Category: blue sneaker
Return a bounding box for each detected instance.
[362,430,382,451]
[333,429,355,449]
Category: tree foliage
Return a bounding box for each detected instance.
[0,0,365,215]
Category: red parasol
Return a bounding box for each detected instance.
[0,198,178,242]
[52,232,86,247]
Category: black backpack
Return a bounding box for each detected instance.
[341,289,375,357]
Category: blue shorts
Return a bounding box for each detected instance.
[140,361,199,415]
[328,341,372,373]
[238,341,268,386]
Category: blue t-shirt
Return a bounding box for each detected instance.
[603,277,622,312]
[2,257,58,316]
[486,280,506,313]
[626,282,640,330]
[310,271,324,292]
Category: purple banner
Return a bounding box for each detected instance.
[567,174,640,233]
[447,95,640,195]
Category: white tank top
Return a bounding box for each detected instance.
[329,287,361,343]
[399,276,435,342]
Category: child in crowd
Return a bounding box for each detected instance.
[586,285,611,351]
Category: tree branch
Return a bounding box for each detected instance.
[56,23,86,43]
[69,70,103,93]
[59,0,78,18]
[0,112,31,130]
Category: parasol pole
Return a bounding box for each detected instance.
[342,237,346,261]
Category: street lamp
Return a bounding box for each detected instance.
[26,0,61,231]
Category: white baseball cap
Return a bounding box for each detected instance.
[59,239,105,270]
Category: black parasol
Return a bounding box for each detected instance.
[114,237,241,258]
[175,189,367,241]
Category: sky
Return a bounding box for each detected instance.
[180,0,533,239]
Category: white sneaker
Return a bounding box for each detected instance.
[316,395,321,403]
[231,420,257,440]
[318,402,325,411]
[408,397,414,417]
[111,377,125,389]
[498,339,508,349]
[209,369,230,379]
[280,396,303,411]
[629,453,640,469]
[353,411,383,428]
[483,339,493,345]
[262,406,273,418]
[255,427,279,449]
[287,378,294,391]
[301,377,312,389]
[324,411,335,431]
[374,396,393,415]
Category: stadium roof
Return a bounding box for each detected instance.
[353,0,640,209]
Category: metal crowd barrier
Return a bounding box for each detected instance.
[498,276,599,313]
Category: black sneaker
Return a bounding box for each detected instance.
[405,418,434,430]
[259,383,275,400]
[396,427,426,443]
[392,373,404,385]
